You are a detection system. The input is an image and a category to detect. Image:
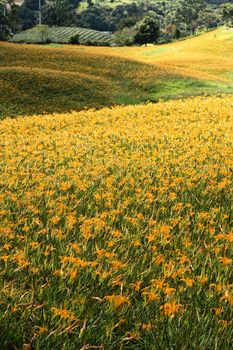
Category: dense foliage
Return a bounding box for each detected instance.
[221,3,233,26]
[0,0,21,39]
[1,0,233,43]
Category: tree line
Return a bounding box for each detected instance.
[0,0,233,44]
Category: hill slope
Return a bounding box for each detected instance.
[0,28,233,118]
[84,28,233,83]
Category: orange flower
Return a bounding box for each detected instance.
[105,295,130,308]
[51,307,76,321]
[160,301,182,316]
[142,291,159,302]
[219,257,232,266]
[0,255,10,262]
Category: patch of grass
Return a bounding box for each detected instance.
[149,78,233,100]
[142,47,173,56]
[43,43,64,49]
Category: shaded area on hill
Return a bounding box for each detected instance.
[0,28,233,118]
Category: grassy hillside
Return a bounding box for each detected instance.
[0,28,233,118]
[0,41,171,117]
[12,25,113,45]
[0,95,232,349]
[85,27,233,84]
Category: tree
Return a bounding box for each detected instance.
[111,3,144,30]
[198,5,220,29]
[0,0,21,39]
[167,0,207,35]
[8,1,21,33]
[0,1,10,40]
[221,3,233,27]
[134,14,160,46]
[76,5,113,31]
[42,0,77,27]
[19,0,45,29]
[114,27,136,46]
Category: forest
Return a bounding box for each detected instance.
[1,0,233,44]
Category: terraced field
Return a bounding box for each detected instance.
[12,25,113,45]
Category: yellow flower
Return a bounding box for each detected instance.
[51,307,76,321]
[110,260,126,270]
[38,326,47,334]
[142,291,159,302]
[50,216,61,224]
[160,301,182,316]
[133,240,141,247]
[3,244,12,251]
[220,291,233,305]
[181,278,195,287]
[131,281,142,292]
[164,286,176,296]
[142,323,153,331]
[219,257,232,266]
[105,295,130,308]
[0,255,10,262]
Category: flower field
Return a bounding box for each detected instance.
[92,28,233,83]
[1,28,233,118]
[0,96,232,349]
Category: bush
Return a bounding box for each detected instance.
[81,38,94,46]
[134,15,160,46]
[113,27,136,46]
[80,38,107,46]
[69,34,80,44]
[0,24,11,41]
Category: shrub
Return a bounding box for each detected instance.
[113,27,136,46]
[69,33,80,44]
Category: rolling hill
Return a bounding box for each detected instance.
[0,17,233,350]
[0,27,233,118]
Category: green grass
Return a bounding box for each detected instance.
[43,43,64,48]
[150,78,233,101]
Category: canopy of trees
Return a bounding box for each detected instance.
[0,0,233,43]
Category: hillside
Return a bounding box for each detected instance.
[0,28,233,118]
[1,7,233,346]
[84,28,233,83]
[0,95,232,348]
